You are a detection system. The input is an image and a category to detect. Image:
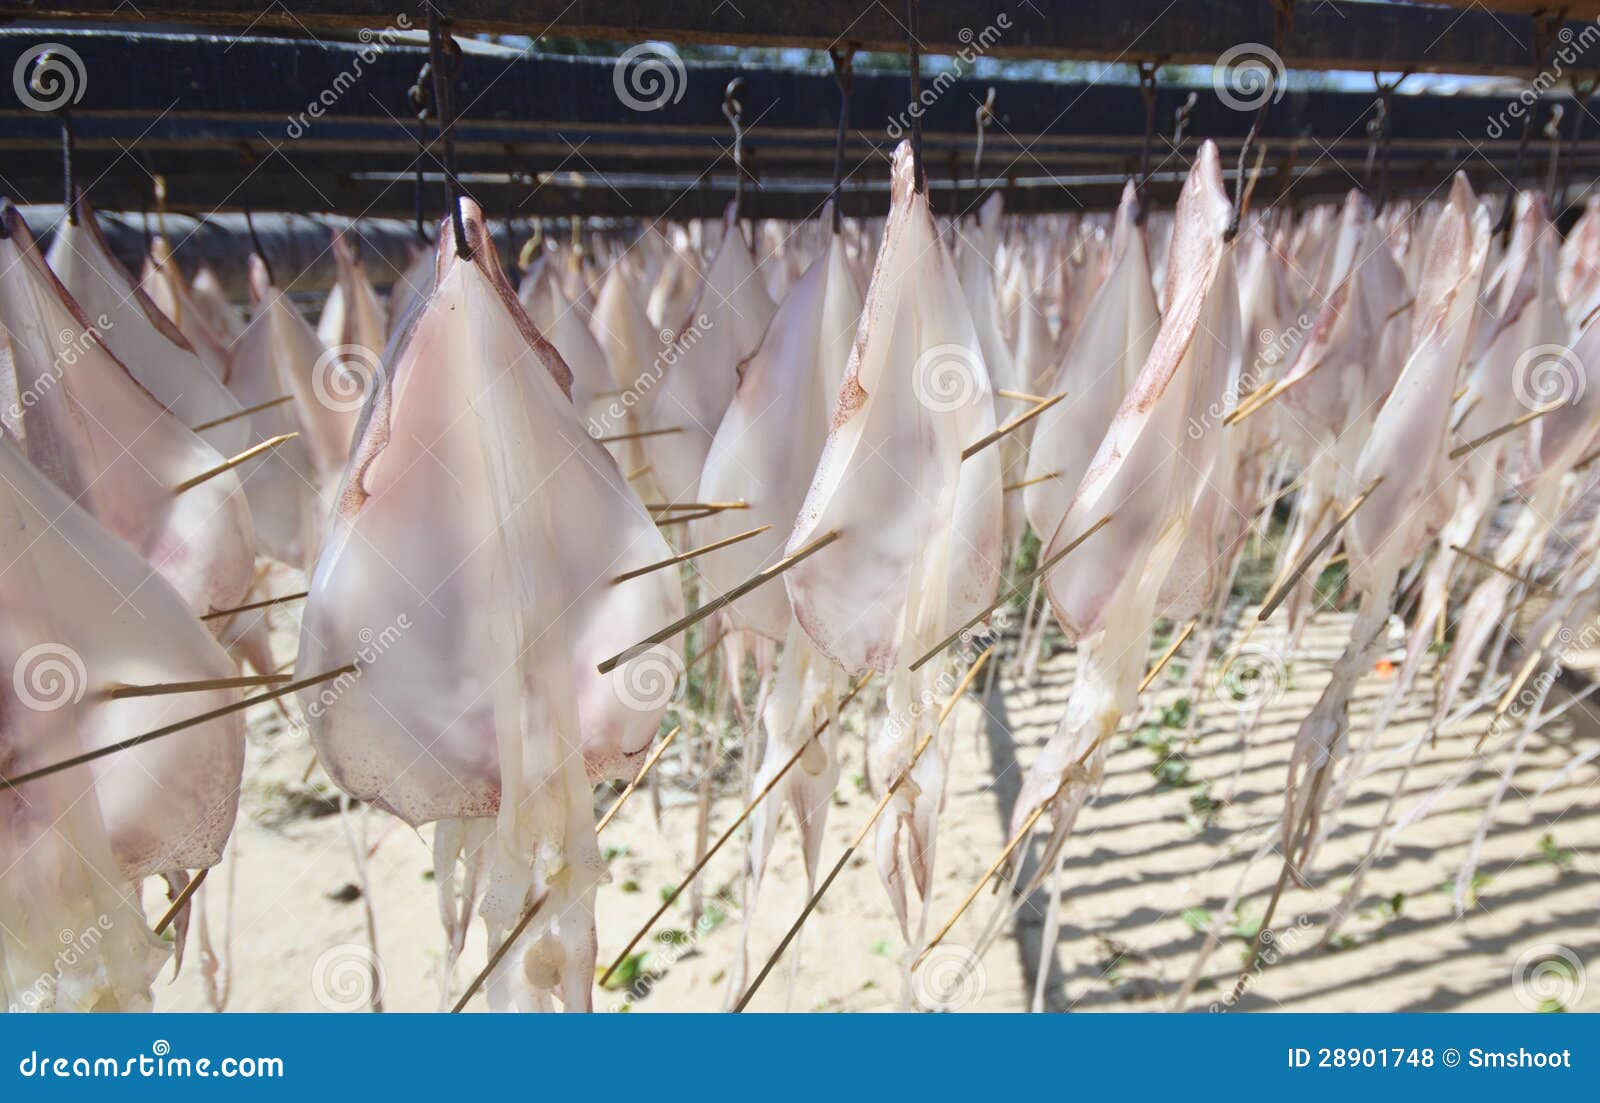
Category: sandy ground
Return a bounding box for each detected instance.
[149,593,1600,1013]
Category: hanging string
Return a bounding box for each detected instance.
[1559,75,1599,209]
[829,46,854,235]
[31,50,80,225]
[1543,103,1566,198]
[971,85,996,207]
[408,63,432,245]
[242,206,274,286]
[425,7,470,259]
[907,0,925,193]
[1361,71,1408,213]
[1228,0,1294,241]
[1499,13,1560,244]
[1135,60,1160,219]
[723,78,747,223]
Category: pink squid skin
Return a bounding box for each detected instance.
[0,204,256,629]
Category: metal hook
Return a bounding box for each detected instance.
[1545,102,1566,198]
[723,77,748,222]
[906,0,925,193]
[972,86,996,201]
[1134,60,1162,219]
[1172,91,1198,146]
[426,9,470,259]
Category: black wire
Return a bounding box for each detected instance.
[829,47,853,235]
[410,64,432,245]
[242,205,275,286]
[60,108,78,225]
[426,7,470,259]
[1135,61,1158,221]
[907,0,924,193]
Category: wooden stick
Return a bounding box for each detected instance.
[653,507,724,527]
[909,513,1113,672]
[961,393,1066,461]
[732,646,995,1012]
[643,501,750,513]
[1448,403,1562,461]
[173,433,299,493]
[1003,470,1059,493]
[612,524,772,585]
[449,892,549,1013]
[597,672,871,987]
[200,590,310,621]
[189,394,294,433]
[153,867,209,935]
[1256,478,1382,623]
[1225,375,1294,427]
[1448,544,1556,596]
[612,525,772,585]
[625,464,654,480]
[0,665,356,792]
[995,388,1050,403]
[914,720,1122,968]
[595,725,682,833]
[1138,619,1197,694]
[105,673,293,699]
[597,426,681,444]
[597,530,841,675]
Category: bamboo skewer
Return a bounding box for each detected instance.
[1448,403,1562,461]
[173,433,299,494]
[153,867,209,935]
[909,514,1113,672]
[653,507,725,527]
[450,892,549,1013]
[595,725,683,833]
[597,425,681,444]
[597,673,872,987]
[597,530,842,674]
[105,673,293,699]
[995,388,1050,403]
[0,665,356,792]
[452,722,687,1010]
[914,719,1123,969]
[1448,544,1556,596]
[200,590,310,620]
[1003,470,1059,493]
[643,501,750,513]
[189,394,294,432]
[961,393,1066,461]
[1256,478,1382,623]
[733,646,995,1011]
[611,525,772,585]
[1138,619,1197,694]
[625,464,654,481]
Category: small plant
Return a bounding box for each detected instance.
[1535,833,1575,873]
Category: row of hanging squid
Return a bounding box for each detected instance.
[6,130,1600,1012]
